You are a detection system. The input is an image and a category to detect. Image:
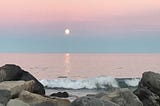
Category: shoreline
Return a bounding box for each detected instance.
[0,64,160,106]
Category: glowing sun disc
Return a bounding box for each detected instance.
[65,29,70,35]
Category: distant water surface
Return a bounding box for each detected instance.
[0,53,160,79]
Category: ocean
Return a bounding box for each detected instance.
[0,53,160,97]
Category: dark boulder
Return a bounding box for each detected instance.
[134,87,160,106]
[0,64,23,81]
[0,64,45,95]
[20,71,45,95]
[140,71,160,96]
[50,92,69,98]
[134,71,160,106]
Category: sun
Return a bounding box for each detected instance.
[65,28,70,35]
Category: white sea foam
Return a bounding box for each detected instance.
[40,76,119,89]
[124,78,140,87]
[40,76,140,89]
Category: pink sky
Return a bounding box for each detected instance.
[0,1,160,53]
[0,0,159,25]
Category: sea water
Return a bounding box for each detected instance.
[0,53,159,97]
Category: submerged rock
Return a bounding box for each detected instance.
[134,71,160,106]
[50,92,69,98]
[0,64,45,95]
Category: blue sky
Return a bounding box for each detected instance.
[0,30,160,53]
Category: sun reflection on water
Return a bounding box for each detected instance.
[64,53,71,76]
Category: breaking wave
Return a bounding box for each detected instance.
[40,76,140,90]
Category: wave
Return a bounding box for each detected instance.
[40,76,140,90]
[124,78,140,87]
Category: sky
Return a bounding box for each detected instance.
[0,0,160,53]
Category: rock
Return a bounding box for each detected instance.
[103,101,120,106]
[7,99,30,106]
[100,88,143,106]
[94,92,107,98]
[0,104,4,106]
[0,90,11,105]
[50,92,69,98]
[140,71,160,96]
[0,80,34,105]
[0,80,34,97]
[70,96,119,106]
[19,90,71,106]
[20,71,45,95]
[0,64,22,81]
[134,71,160,106]
[134,87,160,106]
[0,64,45,95]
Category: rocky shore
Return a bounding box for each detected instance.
[0,64,160,106]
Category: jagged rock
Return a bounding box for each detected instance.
[70,96,119,106]
[100,88,142,106]
[19,90,71,106]
[50,92,69,98]
[134,71,160,106]
[0,64,45,95]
